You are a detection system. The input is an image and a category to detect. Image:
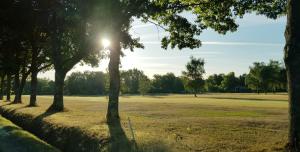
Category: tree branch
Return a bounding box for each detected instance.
[145,19,168,31]
[166,2,206,11]
[38,63,52,72]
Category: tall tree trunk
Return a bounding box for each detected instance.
[49,70,66,111]
[106,40,121,123]
[14,73,28,103]
[29,69,38,106]
[48,12,65,112]
[0,74,4,100]
[6,74,11,101]
[285,0,300,151]
[29,45,38,106]
[13,71,21,103]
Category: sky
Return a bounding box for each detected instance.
[39,13,287,80]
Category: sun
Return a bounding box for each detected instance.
[101,38,111,49]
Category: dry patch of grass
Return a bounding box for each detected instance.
[0,93,288,152]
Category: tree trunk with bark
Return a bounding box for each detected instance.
[284,0,300,151]
[29,44,38,106]
[6,74,11,101]
[29,69,38,106]
[48,70,66,111]
[106,40,121,123]
[48,12,67,112]
[14,73,28,104]
[13,70,21,103]
[0,74,4,100]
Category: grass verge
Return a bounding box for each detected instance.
[0,115,60,152]
[0,105,109,152]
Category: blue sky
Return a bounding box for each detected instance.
[39,14,286,80]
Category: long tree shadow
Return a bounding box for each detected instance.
[107,119,133,152]
[33,110,59,123]
[0,102,17,107]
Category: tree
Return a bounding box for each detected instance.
[13,47,31,104]
[245,61,285,93]
[120,69,145,94]
[206,74,225,92]
[5,76,11,102]
[284,0,300,150]
[28,10,53,106]
[0,73,4,100]
[150,73,184,94]
[65,71,106,95]
[237,74,251,93]
[221,72,240,93]
[23,78,55,95]
[85,71,107,95]
[138,76,151,96]
[80,0,286,125]
[246,62,267,93]
[44,0,102,111]
[267,60,284,93]
[278,68,288,92]
[183,56,205,97]
[0,0,35,104]
[98,0,247,123]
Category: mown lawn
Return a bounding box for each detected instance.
[0,93,288,152]
[0,116,59,152]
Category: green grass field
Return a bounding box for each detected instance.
[0,93,289,152]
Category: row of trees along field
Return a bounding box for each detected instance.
[1,0,300,150]
[14,59,286,96]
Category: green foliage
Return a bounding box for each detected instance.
[23,78,54,95]
[120,69,147,94]
[182,56,205,95]
[206,74,225,92]
[139,76,151,95]
[18,60,287,96]
[245,60,286,93]
[65,71,107,95]
[150,73,185,93]
[221,72,240,93]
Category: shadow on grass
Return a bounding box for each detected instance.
[33,110,59,123]
[107,120,133,152]
[107,119,170,152]
[0,102,17,107]
[0,103,33,114]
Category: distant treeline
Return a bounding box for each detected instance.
[20,60,287,95]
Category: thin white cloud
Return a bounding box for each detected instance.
[202,41,284,46]
[140,41,284,47]
[134,52,222,60]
